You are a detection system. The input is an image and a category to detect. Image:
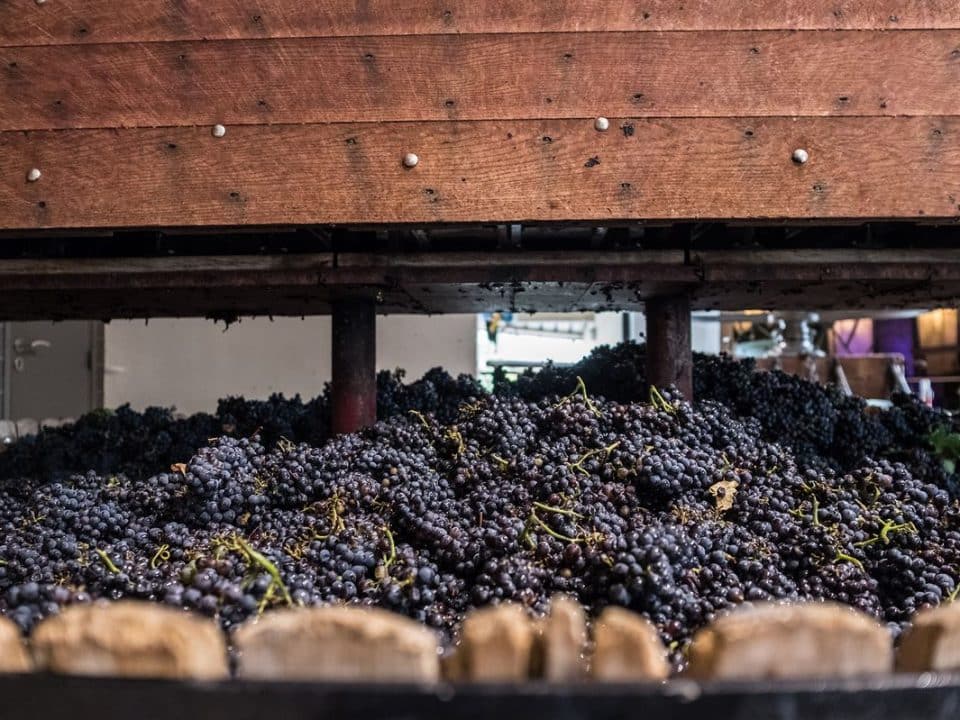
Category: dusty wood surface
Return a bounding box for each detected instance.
[233,606,440,682]
[898,604,960,672]
[591,607,670,681]
[687,603,893,680]
[0,248,952,318]
[31,602,228,680]
[0,278,955,319]
[3,117,959,229]
[4,0,959,46]
[4,31,957,131]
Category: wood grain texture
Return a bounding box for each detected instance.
[0,274,955,319]
[4,31,960,131]
[4,0,960,46]
[3,117,960,228]
[0,250,957,318]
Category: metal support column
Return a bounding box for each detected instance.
[645,295,693,400]
[331,299,377,434]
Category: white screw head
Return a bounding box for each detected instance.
[212,124,227,138]
[35,0,46,5]
[26,168,41,182]
[594,117,610,132]
[792,148,809,164]
[402,152,420,168]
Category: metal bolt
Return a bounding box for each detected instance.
[402,153,419,168]
[26,168,41,182]
[35,0,46,4]
[212,124,227,138]
[792,148,809,164]
[594,117,610,132]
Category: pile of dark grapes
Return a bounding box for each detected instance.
[0,366,481,485]
[508,342,957,477]
[0,405,223,483]
[1,344,958,669]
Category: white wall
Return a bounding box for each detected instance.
[477,313,627,372]
[628,312,722,354]
[104,311,720,415]
[104,315,477,414]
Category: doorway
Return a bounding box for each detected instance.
[2,321,103,421]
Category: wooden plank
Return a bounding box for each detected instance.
[336,250,685,268]
[0,255,333,278]
[1,278,957,319]
[2,117,959,228]
[693,249,960,265]
[837,355,902,397]
[4,1,960,46]
[4,31,960,131]
[0,249,959,318]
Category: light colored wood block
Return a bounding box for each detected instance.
[457,604,536,681]
[0,616,31,673]
[31,601,228,679]
[539,595,587,682]
[898,603,960,672]
[687,602,892,680]
[591,607,670,681]
[234,605,440,682]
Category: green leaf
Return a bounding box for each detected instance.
[928,426,960,476]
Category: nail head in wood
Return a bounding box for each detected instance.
[26,168,41,183]
[212,124,227,138]
[594,117,610,132]
[35,0,46,4]
[792,148,809,164]
[403,153,420,169]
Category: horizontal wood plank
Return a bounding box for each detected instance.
[4,1,960,46]
[2,117,959,228]
[0,250,959,317]
[0,277,955,318]
[4,31,960,131]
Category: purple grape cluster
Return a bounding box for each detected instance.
[0,367,481,485]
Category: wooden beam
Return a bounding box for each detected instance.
[0,278,955,319]
[3,117,959,229]
[4,31,958,131]
[645,295,693,400]
[4,1,959,46]
[0,247,956,318]
[331,299,377,434]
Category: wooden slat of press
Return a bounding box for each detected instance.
[3,31,960,131]
[2,117,959,228]
[3,0,960,46]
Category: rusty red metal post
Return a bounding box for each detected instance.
[645,294,693,400]
[331,299,377,434]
